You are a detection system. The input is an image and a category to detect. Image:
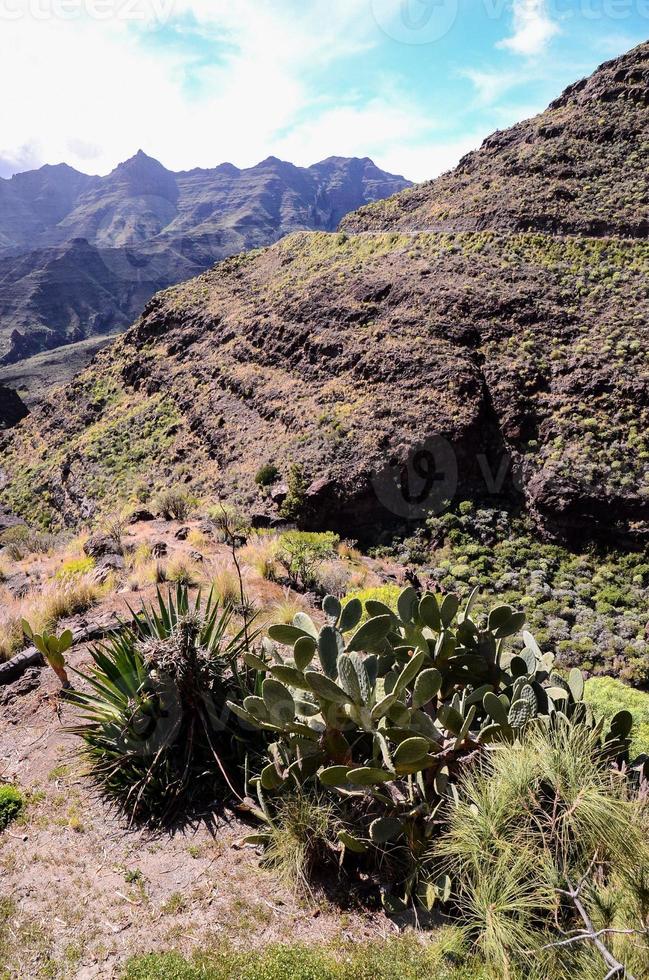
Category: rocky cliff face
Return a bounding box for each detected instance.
[0,154,410,367]
[0,385,28,430]
[1,43,647,545]
[343,42,649,239]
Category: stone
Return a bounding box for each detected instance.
[84,534,122,559]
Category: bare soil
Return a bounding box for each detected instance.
[0,522,397,979]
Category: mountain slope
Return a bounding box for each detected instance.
[344,42,649,238]
[0,154,410,366]
[1,43,647,546]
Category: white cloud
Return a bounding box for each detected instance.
[0,1,383,176]
[498,0,559,57]
[460,68,523,107]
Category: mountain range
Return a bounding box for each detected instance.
[0,153,410,369]
[1,41,647,547]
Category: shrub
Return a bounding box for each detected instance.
[434,724,649,978]
[255,462,280,487]
[314,560,351,597]
[343,584,401,621]
[585,676,649,755]
[279,464,307,521]
[276,531,340,591]
[0,785,25,831]
[0,576,101,661]
[230,587,633,913]
[154,488,196,521]
[69,585,264,821]
[0,525,56,561]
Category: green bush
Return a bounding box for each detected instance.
[0,785,25,831]
[585,676,649,756]
[279,464,307,521]
[153,488,196,522]
[255,463,280,487]
[276,531,340,591]
[69,585,265,821]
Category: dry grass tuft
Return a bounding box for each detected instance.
[239,534,279,580]
[0,576,102,661]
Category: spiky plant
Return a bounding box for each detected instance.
[433,722,649,978]
[69,584,264,821]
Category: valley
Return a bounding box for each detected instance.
[1,36,648,980]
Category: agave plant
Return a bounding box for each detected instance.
[69,584,265,821]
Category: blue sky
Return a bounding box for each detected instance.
[0,0,647,181]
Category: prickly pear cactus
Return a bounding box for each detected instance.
[230,586,634,912]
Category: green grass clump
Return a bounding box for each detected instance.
[585,676,649,756]
[343,584,401,623]
[54,556,96,581]
[0,785,25,831]
[123,934,483,980]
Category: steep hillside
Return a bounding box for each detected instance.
[344,42,649,238]
[0,154,410,366]
[1,43,647,547]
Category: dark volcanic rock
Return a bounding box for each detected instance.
[343,41,649,239]
[0,384,28,429]
[83,533,122,559]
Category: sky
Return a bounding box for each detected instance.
[0,0,647,182]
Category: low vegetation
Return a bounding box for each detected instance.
[375,502,649,686]
[124,933,481,980]
[0,574,101,661]
[0,785,25,831]
[8,509,649,977]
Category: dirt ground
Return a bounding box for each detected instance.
[0,523,398,979]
